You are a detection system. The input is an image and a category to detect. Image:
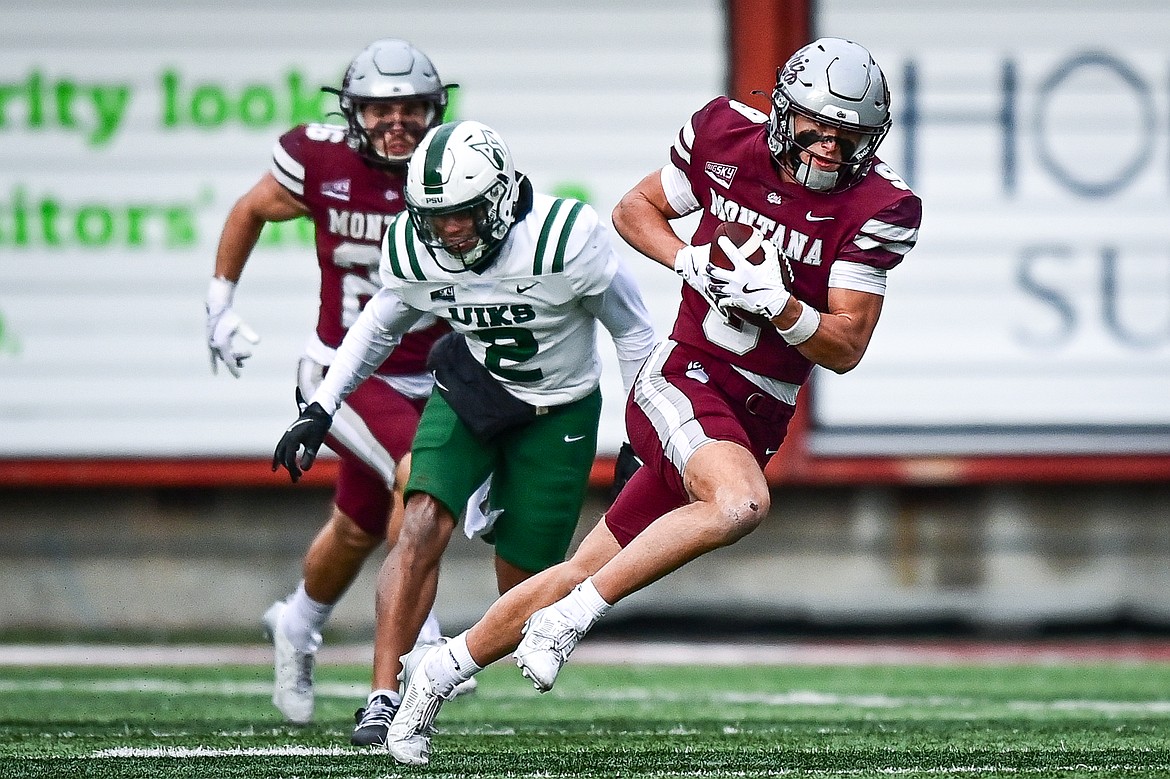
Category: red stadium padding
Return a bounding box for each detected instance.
[0,457,618,489]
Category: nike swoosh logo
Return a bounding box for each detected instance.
[741,285,769,295]
[765,447,780,455]
[285,418,314,433]
[805,211,834,222]
[564,434,585,443]
[517,282,538,294]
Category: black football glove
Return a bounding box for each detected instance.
[608,441,642,504]
[272,388,332,483]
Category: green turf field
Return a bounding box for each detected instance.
[2,653,1170,777]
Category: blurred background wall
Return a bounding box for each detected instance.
[1,0,1168,638]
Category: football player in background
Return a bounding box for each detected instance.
[206,39,460,728]
[272,119,657,748]
[379,38,923,765]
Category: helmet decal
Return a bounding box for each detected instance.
[469,132,508,172]
[780,60,805,87]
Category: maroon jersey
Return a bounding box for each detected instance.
[668,97,922,386]
[271,123,447,376]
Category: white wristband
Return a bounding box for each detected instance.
[207,275,236,310]
[776,301,820,345]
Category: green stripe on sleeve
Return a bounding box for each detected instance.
[533,198,565,275]
[386,217,408,280]
[403,218,426,280]
[551,200,586,273]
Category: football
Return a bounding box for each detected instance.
[709,221,770,269]
[707,222,776,327]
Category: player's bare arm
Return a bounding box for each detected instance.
[614,169,726,312]
[705,227,886,374]
[214,173,308,280]
[611,170,685,271]
[781,286,883,374]
[208,172,307,377]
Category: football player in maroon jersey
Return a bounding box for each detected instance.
[205,39,466,730]
[380,38,922,765]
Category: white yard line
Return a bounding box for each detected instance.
[92,746,356,757]
[80,748,1170,776]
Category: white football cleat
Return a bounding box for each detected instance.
[387,643,455,766]
[513,606,584,693]
[261,600,317,724]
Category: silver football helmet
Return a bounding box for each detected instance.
[325,39,451,168]
[405,120,521,271]
[767,37,891,192]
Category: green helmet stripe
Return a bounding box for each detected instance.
[551,201,586,273]
[533,198,566,275]
[422,122,459,196]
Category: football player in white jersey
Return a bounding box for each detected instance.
[273,119,656,751]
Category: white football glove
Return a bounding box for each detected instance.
[673,244,727,314]
[706,235,792,320]
[206,276,260,378]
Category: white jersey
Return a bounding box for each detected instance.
[311,192,656,413]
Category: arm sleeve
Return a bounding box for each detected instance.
[581,257,657,395]
[308,288,422,414]
[270,127,307,198]
[660,164,701,216]
[828,261,888,295]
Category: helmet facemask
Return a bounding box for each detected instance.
[348,99,437,166]
[324,38,451,170]
[409,178,513,271]
[767,92,888,192]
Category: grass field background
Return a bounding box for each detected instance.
[2,642,1170,778]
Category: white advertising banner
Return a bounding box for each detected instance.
[812,0,1170,455]
[0,2,720,457]
[7,2,1165,463]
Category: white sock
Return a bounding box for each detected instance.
[369,688,400,707]
[559,578,612,632]
[417,610,443,646]
[281,582,331,652]
[446,633,482,679]
[429,632,481,693]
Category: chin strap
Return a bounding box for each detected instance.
[794,160,839,192]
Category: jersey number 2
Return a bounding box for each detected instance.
[475,327,543,383]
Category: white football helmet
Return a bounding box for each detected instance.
[405,120,521,271]
[325,38,451,167]
[767,37,891,192]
